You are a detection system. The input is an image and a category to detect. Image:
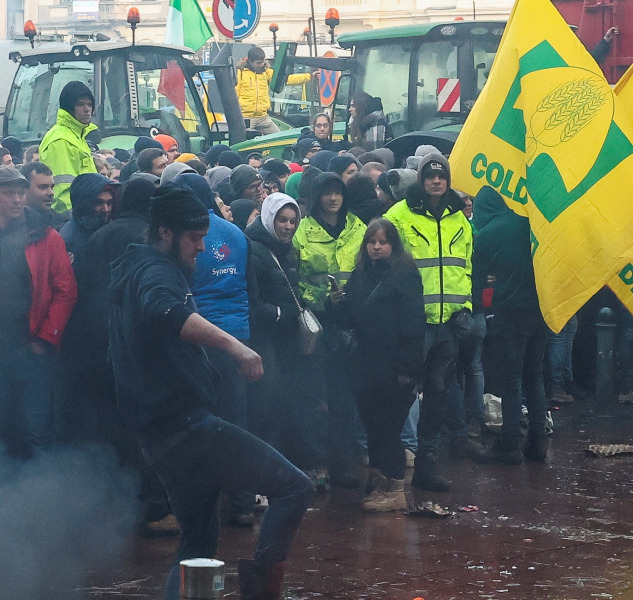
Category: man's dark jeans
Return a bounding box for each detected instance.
[0,344,55,458]
[418,323,468,456]
[142,413,313,600]
[492,309,549,443]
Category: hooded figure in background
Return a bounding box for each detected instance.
[1,136,24,166]
[345,173,385,225]
[40,81,98,216]
[245,194,308,457]
[59,172,120,272]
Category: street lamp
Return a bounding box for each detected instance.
[269,23,279,56]
[325,8,339,45]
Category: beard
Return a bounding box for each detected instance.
[168,238,196,277]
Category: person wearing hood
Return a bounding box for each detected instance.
[245,194,314,467]
[328,154,360,184]
[39,81,98,217]
[231,198,261,232]
[0,166,77,459]
[293,172,366,488]
[55,172,121,446]
[1,136,24,166]
[345,173,385,225]
[59,172,120,272]
[107,184,312,600]
[348,92,393,151]
[472,186,549,465]
[385,152,477,492]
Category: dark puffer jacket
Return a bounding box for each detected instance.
[334,258,426,386]
[245,215,300,347]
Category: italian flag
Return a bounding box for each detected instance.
[165,0,213,51]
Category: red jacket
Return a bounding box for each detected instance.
[23,208,77,350]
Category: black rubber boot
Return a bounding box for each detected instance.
[411,454,451,492]
[237,558,284,600]
[524,432,548,462]
[476,437,522,465]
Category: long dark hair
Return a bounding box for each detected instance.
[349,91,373,145]
[355,218,414,272]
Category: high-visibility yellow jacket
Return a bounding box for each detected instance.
[293,212,366,313]
[385,197,472,324]
[40,109,98,215]
[235,65,312,118]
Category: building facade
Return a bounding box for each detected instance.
[2,0,514,46]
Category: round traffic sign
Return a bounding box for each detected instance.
[212,0,234,38]
[233,0,260,40]
[319,51,340,107]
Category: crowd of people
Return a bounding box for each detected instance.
[2,74,632,600]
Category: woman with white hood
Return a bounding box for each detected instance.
[245,194,322,472]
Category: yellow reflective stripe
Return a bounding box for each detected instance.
[424,294,472,304]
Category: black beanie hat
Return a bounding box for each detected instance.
[419,159,449,181]
[134,136,163,155]
[205,144,230,167]
[376,171,394,199]
[149,183,209,232]
[59,81,95,116]
[261,158,290,178]
[230,164,261,197]
[1,137,23,164]
[327,154,359,176]
[230,198,260,232]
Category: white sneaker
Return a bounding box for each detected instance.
[405,449,415,469]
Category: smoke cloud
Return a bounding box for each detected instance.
[0,443,140,599]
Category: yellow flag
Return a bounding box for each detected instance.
[450,0,633,333]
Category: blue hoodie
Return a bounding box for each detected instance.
[59,172,119,270]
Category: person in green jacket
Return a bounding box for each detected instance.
[293,171,366,488]
[40,81,98,217]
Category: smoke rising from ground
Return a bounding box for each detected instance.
[0,443,140,599]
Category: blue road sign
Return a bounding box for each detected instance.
[233,0,260,41]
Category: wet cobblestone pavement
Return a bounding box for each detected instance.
[85,395,633,600]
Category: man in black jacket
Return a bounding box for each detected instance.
[108,184,312,600]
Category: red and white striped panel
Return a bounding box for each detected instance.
[437,78,461,113]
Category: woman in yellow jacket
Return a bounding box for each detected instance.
[236,47,316,135]
[293,171,366,489]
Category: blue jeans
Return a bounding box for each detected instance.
[142,413,313,600]
[418,323,468,456]
[0,344,55,458]
[545,314,578,389]
[492,309,549,442]
[400,396,420,452]
[458,312,486,424]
